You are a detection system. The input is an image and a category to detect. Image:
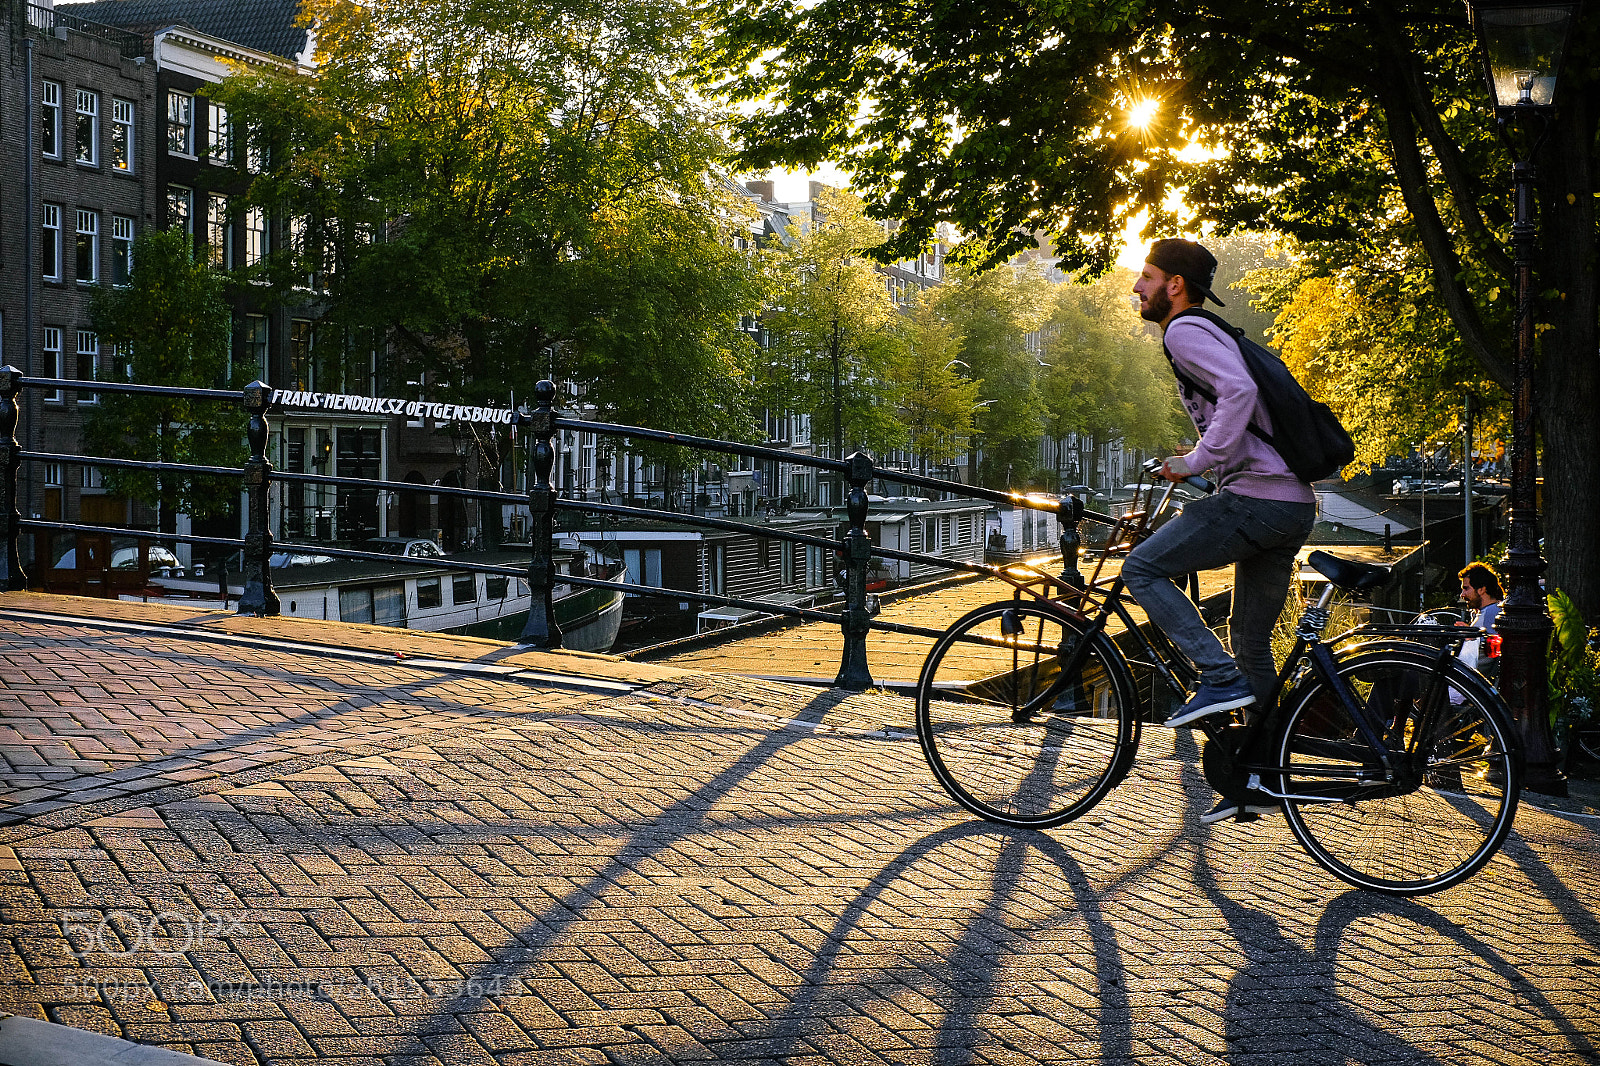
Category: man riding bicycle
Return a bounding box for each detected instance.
[1127,239,1318,824]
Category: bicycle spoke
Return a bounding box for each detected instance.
[1277,648,1519,895]
[917,603,1135,827]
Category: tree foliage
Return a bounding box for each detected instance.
[1039,268,1188,487]
[895,292,984,470]
[702,0,1600,616]
[931,255,1054,487]
[760,187,909,460]
[1242,249,1507,470]
[85,230,247,523]
[218,0,767,446]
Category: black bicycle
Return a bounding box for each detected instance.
[915,468,1522,896]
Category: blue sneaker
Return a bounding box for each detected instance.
[1166,676,1256,728]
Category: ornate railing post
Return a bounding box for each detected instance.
[835,451,875,690]
[237,381,279,617]
[0,368,26,591]
[1056,494,1085,589]
[519,379,563,648]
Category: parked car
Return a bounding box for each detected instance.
[363,537,446,559]
[52,541,183,575]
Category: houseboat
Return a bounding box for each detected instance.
[134,538,626,652]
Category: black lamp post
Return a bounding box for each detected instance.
[1466,0,1578,795]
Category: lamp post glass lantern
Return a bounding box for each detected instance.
[1466,3,1577,110]
[1465,0,1577,795]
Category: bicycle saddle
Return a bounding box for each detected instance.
[1307,550,1390,591]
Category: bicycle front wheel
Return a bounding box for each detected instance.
[1276,645,1521,895]
[916,602,1138,828]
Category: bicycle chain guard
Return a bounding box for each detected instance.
[1200,724,1254,797]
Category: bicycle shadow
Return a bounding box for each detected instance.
[1189,750,1598,1064]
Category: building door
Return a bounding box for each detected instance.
[336,427,381,543]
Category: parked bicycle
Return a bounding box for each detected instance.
[915,466,1522,896]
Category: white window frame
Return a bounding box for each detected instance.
[43,328,63,402]
[167,91,194,156]
[42,203,62,281]
[206,194,231,267]
[75,210,99,284]
[112,215,135,285]
[76,331,100,404]
[244,206,268,265]
[242,314,268,375]
[41,81,61,159]
[110,97,135,172]
[167,186,192,235]
[75,88,98,166]
[245,125,265,173]
[207,100,231,164]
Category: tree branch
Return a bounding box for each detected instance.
[1374,8,1513,280]
[1374,76,1513,393]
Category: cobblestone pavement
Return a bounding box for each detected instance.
[0,597,1597,1065]
[653,559,1241,685]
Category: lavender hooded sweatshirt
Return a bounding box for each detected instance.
[1161,314,1316,505]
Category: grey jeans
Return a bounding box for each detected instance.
[1122,491,1317,706]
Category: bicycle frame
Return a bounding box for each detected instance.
[1000,468,1486,802]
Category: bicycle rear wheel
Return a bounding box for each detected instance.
[916,602,1137,828]
[1276,645,1520,895]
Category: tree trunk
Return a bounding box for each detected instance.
[1534,91,1599,622]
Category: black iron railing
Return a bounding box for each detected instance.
[0,370,1107,690]
[24,3,145,58]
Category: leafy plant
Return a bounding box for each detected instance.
[1547,589,1600,744]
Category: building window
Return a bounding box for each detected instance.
[245,125,265,173]
[244,206,267,265]
[707,543,726,597]
[167,186,192,235]
[110,97,135,172]
[206,195,231,267]
[241,314,268,375]
[75,89,98,165]
[43,328,62,401]
[42,81,61,159]
[42,203,62,281]
[167,91,193,155]
[112,215,134,285]
[207,101,231,164]
[76,210,99,283]
[77,332,100,404]
[416,578,442,610]
[289,319,313,390]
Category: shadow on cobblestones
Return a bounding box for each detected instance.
[724,820,1133,1065]
[381,688,840,1059]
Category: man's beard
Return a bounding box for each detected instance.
[1140,286,1172,323]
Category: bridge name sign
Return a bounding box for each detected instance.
[270,390,516,425]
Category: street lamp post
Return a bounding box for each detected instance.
[1466,0,1578,795]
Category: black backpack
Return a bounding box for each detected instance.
[1163,307,1355,484]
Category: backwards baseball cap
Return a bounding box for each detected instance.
[1145,238,1226,307]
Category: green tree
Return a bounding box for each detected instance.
[1243,250,1508,470]
[895,291,984,475]
[703,0,1600,617]
[1039,269,1187,490]
[932,255,1053,488]
[86,230,248,527]
[761,187,909,470]
[219,0,767,447]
